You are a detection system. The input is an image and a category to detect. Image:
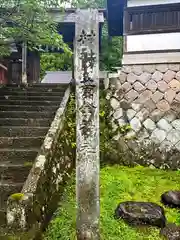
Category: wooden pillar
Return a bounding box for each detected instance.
[22,42,27,84]
[75,9,100,240]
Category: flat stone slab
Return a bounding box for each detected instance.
[161,191,180,208]
[114,201,166,228]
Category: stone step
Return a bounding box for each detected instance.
[0,90,65,97]
[0,118,52,127]
[0,149,38,163]
[4,83,69,89]
[0,95,63,101]
[0,100,60,106]
[2,85,68,92]
[0,105,59,112]
[0,137,44,148]
[0,181,23,209]
[0,163,31,183]
[0,126,49,137]
[0,111,55,118]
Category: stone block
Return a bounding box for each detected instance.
[121,82,132,93]
[156,100,170,112]
[136,90,152,104]
[145,80,157,92]
[151,91,164,103]
[160,140,174,151]
[121,66,132,74]
[137,128,149,141]
[151,128,166,143]
[125,130,136,140]
[130,117,142,132]
[127,73,138,84]
[152,71,163,82]
[118,118,126,127]
[132,65,143,75]
[143,64,156,73]
[175,141,180,151]
[125,89,139,102]
[136,108,149,122]
[167,129,180,144]
[172,120,180,131]
[138,72,151,84]
[127,109,136,121]
[157,119,172,132]
[164,89,176,104]
[171,100,180,113]
[156,64,168,73]
[143,118,156,132]
[150,109,164,122]
[133,81,146,93]
[113,108,123,119]
[169,79,180,92]
[144,99,156,112]
[175,93,180,102]
[119,71,127,84]
[131,102,143,112]
[176,71,180,81]
[164,111,176,123]
[157,80,168,93]
[168,64,180,72]
[163,70,176,83]
[110,98,120,110]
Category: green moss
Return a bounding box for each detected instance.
[44,166,180,240]
[24,162,33,167]
[10,193,24,201]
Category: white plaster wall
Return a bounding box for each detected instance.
[128,0,180,7]
[127,33,180,52]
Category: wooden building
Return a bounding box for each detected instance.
[107,0,180,65]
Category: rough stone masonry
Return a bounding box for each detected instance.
[107,63,180,169]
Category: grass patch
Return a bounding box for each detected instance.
[44,166,180,240]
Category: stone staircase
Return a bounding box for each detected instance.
[0,83,68,229]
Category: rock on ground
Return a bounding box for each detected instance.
[160,224,180,240]
[161,191,180,208]
[114,201,166,228]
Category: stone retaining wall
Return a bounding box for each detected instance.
[106,63,180,169]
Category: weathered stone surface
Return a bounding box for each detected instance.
[167,129,180,144]
[160,140,174,152]
[163,70,176,83]
[131,103,142,112]
[168,64,180,72]
[132,65,143,75]
[121,66,132,74]
[175,93,180,102]
[127,73,138,84]
[120,100,131,110]
[157,80,168,93]
[113,108,123,119]
[133,81,146,92]
[138,72,151,84]
[127,109,136,121]
[144,99,156,112]
[136,108,149,122]
[164,111,176,122]
[160,224,180,240]
[118,118,126,127]
[143,118,156,132]
[121,82,132,93]
[151,128,166,143]
[152,71,163,82]
[161,191,180,208]
[143,64,156,73]
[156,100,170,112]
[130,117,142,132]
[137,90,152,104]
[164,89,176,104]
[176,71,180,81]
[172,120,180,130]
[157,119,172,132]
[125,130,136,140]
[146,80,157,92]
[119,71,127,84]
[125,89,138,102]
[137,128,149,140]
[156,64,168,73]
[110,98,120,110]
[175,141,180,151]
[114,201,166,228]
[169,79,180,92]
[150,109,164,122]
[151,91,164,103]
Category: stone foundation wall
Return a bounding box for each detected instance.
[106,63,180,169]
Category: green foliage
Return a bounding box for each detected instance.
[44,165,180,239]
[40,52,72,79]
[10,193,24,201]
